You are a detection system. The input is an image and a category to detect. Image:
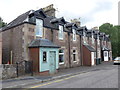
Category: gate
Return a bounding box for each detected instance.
[16,60,33,77]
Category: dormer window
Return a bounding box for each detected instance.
[97,35,100,45]
[73,29,76,41]
[83,32,86,43]
[35,19,43,37]
[92,34,94,44]
[59,25,64,40]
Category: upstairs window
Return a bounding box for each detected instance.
[97,36,100,45]
[83,32,86,44]
[35,19,43,37]
[92,34,94,44]
[59,49,64,64]
[59,25,64,40]
[73,29,76,41]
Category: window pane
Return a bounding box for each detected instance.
[59,49,64,53]
[73,50,76,53]
[59,55,64,63]
[59,25,63,39]
[35,19,43,37]
[73,50,76,61]
[73,54,76,61]
[43,51,47,62]
[73,29,76,41]
[59,49,64,63]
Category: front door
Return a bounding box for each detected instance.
[49,51,56,74]
[91,52,95,65]
[104,51,108,61]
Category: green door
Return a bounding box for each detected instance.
[49,51,56,74]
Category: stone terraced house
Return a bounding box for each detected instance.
[1,4,112,75]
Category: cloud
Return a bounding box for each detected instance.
[0,0,119,29]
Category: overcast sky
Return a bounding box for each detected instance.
[0,0,119,29]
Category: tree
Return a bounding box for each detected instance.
[99,23,120,58]
[0,17,7,28]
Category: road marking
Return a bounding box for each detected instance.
[30,74,81,88]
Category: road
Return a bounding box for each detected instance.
[24,63,118,88]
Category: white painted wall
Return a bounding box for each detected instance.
[91,52,95,65]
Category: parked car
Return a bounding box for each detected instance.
[113,57,120,65]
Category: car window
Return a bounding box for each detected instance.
[114,57,120,60]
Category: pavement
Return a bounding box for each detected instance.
[2,61,115,88]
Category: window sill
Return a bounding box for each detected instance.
[36,35,42,38]
[43,61,47,63]
[59,38,64,40]
[73,61,77,63]
[73,40,76,42]
[59,62,64,65]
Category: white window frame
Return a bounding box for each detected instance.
[59,25,64,40]
[83,32,86,44]
[97,36,100,45]
[42,51,47,63]
[59,49,64,64]
[73,50,77,62]
[92,34,94,44]
[73,29,76,41]
[35,19,43,37]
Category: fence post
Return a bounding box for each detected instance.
[16,62,19,77]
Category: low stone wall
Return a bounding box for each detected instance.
[1,61,33,80]
[1,64,17,80]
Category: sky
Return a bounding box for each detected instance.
[0,0,119,29]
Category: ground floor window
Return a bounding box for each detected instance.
[59,49,64,64]
[73,50,77,62]
[94,52,96,59]
[43,51,47,62]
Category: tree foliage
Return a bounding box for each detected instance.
[99,23,120,58]
[0,17,7,28]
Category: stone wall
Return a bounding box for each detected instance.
[1,61,32,80]
[1,64,17,80]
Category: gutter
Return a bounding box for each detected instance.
[68,32,71,68]
[79,35,83,66]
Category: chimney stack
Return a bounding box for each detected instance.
[42,4,56,17]
[71,18,81,27]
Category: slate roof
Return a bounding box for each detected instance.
[2,9,58,31]
[84,45,96,52]
[65,23,77,28]
[50,17,66,24]
[2,10,34,31]
[28,38,60,48]
[78,26,87,30]
[44,16,58,30]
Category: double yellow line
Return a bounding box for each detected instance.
[30,74,81,88]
